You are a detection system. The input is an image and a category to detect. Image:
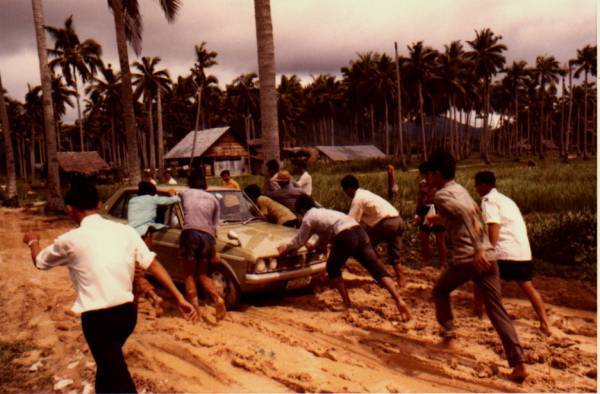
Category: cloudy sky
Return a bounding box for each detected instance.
[0,0,596,122]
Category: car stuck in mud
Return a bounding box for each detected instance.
[103,185,327,308]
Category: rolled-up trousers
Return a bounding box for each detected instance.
[432,261,524,367]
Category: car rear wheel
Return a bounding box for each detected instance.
[209,266,240,310]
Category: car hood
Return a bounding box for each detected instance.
[217,221,299,258]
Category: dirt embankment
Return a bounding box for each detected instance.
[0,208,596,393]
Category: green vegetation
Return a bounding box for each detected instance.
[223,156,597,281]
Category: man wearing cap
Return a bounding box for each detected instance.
[341,175,406,287]
[266,170,308,213]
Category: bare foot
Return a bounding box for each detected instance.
[540,323,552,337]
[395,300,411,322]
[508,364,528,383]
[215,298,227,321]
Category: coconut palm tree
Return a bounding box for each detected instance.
[50,75,76,149]
[534,55,561,158]
[86,63,122,165]
[253,0,280,162]
[404,41,438,160]
[45,15,102,151]
[190,42,218,130]
[277,74,304,145]
[502,60,529,158]
[438,41,468,157]
[573,44,597,159]
[466,28,507,163]
[24,85,44,181]
[132,56,171,171]
[0,74,17,204]
[107,0,181,184]
[31,0,62,211]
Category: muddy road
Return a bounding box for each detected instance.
[0,208,596,392]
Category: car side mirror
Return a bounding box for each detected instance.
[227,230,242,246]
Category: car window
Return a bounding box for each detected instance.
[109,191,135,219]
[211,190,261,223]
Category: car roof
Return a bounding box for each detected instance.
[119,185,237,193]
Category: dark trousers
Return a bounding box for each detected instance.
[81,302,137,394]
[368,216,404,265]
[327,226,390,283]
[432,262,524,367]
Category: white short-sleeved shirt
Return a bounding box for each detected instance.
[348,188,399,228]
[481,188,532,261]
[297,171,313,196]
[35,214,156,313]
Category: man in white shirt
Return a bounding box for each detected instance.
[341,175,405,287]
[277,195,410,321]
[294,160,313,196]
[23,182,197,394]
[474,171,551,336]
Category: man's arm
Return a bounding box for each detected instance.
[146,259,197,322]
[347,197,363,223]
[23,231,70,269]
[154,194,181,206]
[434,191,485,250]
[487,223,500,247]
[278,216,314,255]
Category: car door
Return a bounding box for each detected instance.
[152,203,184,281]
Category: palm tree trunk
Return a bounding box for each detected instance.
[30,128,36,182]
[481,80,491,163]
[393,42,406,169]
[110,0,141,185]
[73,72,85,151]
[369,104,375,143]
[31,0,62,210]
[576,106,581,154]
[583,71,589,159]
[560,75,566,158]
[156,89,165,172]
[384,99,389,155]
[330,116,335,146]
[0,74,18,202]
[418,81,427,160]
[566,63,573,155]
[254,0,280,163]
[147,97,156,171]
[110,107,117,165]
[189,87,202,170]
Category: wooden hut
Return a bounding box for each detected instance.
[57,151,111,176]
[164,127,249,176]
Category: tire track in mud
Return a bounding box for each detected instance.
[0,208,597,393]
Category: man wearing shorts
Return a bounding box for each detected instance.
[277,195,410,321]
[341,175,406,287]
[180,171,226,321]
[474,170,551,336]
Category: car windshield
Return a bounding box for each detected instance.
[211,190,261,223]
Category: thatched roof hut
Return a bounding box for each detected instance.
[57,151,110,176]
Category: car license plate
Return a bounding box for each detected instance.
[286,276,311,290]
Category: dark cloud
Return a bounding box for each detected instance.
[0,0,595,121]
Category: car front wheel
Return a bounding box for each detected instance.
[209,266,240,310]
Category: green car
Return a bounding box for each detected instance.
[103,185,327,308]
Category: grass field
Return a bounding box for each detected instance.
[3,154,597,280]
[211,155,597,280]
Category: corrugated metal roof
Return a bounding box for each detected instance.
[57,151,110,175]
[164,127,230,160]
[315,145,386,161]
